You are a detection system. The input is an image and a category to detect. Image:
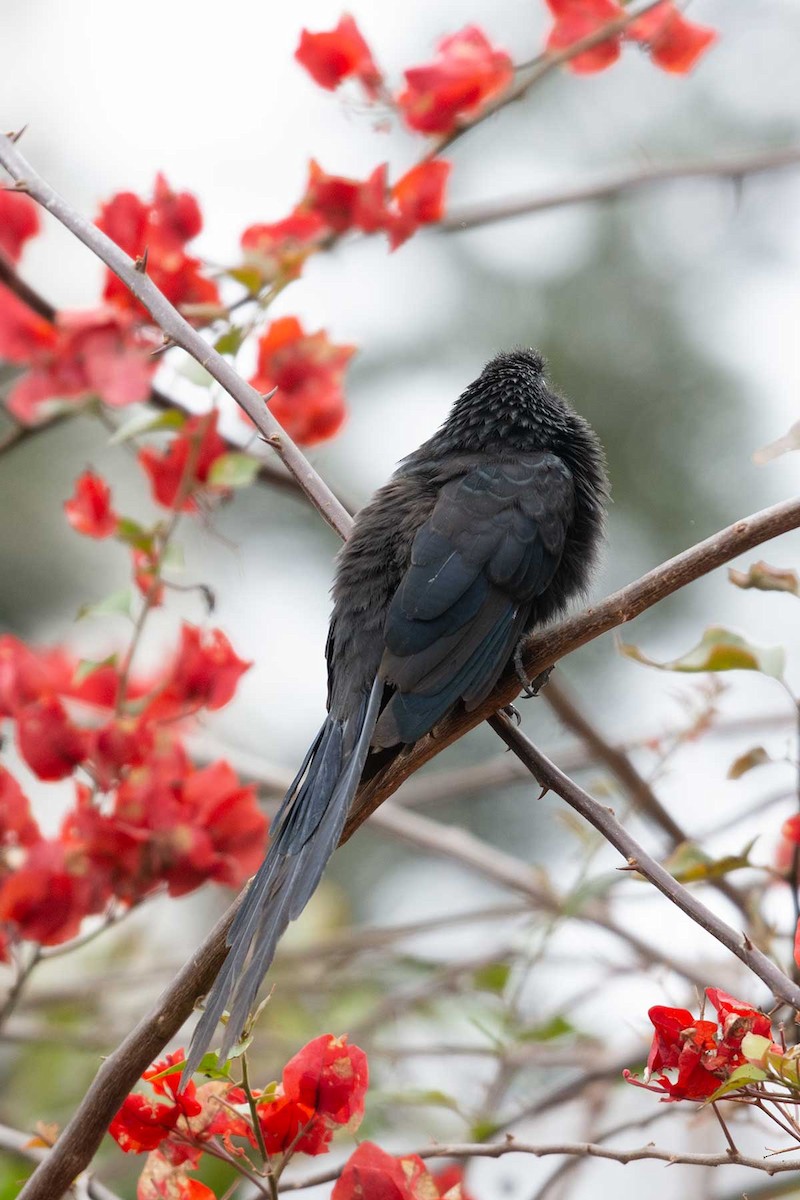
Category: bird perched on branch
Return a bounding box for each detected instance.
[185,348,608,1077]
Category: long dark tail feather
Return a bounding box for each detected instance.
[182,678,383,1082]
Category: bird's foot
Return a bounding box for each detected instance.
[515,648,555,699]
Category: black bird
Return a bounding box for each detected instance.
[184,349,608,1076]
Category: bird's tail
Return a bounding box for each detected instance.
[183,677,383,1081]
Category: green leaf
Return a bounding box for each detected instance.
[214,327,245,356]
[741,1033,773,1066]
[727,746,771,780]
[77,588,133,621]
[707,1062,767,1102]
[227,265,264,294]
[180,359,215,388]
[109,408,185,445]
[519,1014,575,1042]
[115,517,155,552]
[161,542,184,571]
[473,962,511,994]
[149,1052,232,1083]
[209,452,260,489]
[729,561,800,597]
[619,626,785,681]
[73,655,117,685]
[664,838,757,883]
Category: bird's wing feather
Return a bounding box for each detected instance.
[373,454,573,746]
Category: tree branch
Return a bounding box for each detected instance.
[488,712,800,1008]
[443,146,800,231]
[346,494,800,835]
[280,1138,800,1191]
[0,1122,122,1200]
[14,491,800,1200]
[0,135,352,540]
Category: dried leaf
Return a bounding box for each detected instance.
[729,561,800,597]
[728,746,771,780]
[619,626,785,681]
[753,420,800,465]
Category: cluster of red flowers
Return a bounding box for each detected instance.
[0,619,262,952]
[625,988,774,1102]
[545,0,716,75]
[109,1037,472,1200]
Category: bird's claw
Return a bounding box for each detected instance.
[514,646,555,699]
[502,703,522,726]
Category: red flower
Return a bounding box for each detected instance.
[132,547,164,605]
[544,0,625,74]
[397,26,513,136]
[110,1050,202,1154]
[96,174,220,319]
[633,990,775,1103]
[258,1093,333,1156]
[282,1033,368,1127]
[0,288,157,425]
[149,623,252,718]
[301,160,388,236]
[241,210,330,284]
[64,470,119,538]
[248,316,356,446]
[295,14,382,99]
[433,1166,476,1199]
[0,840,93,945]
[386,161,452,250]
[334,1143,439,1200]
[0,635,55,716]
[0,767,40,849]
[0,191,41,264]
[137,411,228,511]
[705,987,772,1044]
[627,2,717,73]
[88,718,155,790]
[16,696,88,780]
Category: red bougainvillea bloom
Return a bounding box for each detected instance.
[282,1033,368,1127]
[0,635,55,716]
[300,160,388,235]
[334,1143,440,1200]
[148,623,252,718]
[88,718,155,790]
[248,316,356,446]
[0,191,41,264]
[64,470,119,539]
[258,1093,333,1156]
[386,160,452,250]
[545,0,625,73]
[0,767,40,848]
[627,1,717,73]
[433,1166,476,1199]
[630,990,775,1102]
[296,14,382,98]
[0,840,93,945]
[110,1050,202,1154]
[16,695,89,780]
[96,174,220,318]
[137,411,228,511]
[397,25,514,135]
[131,547,164,605]
[241,210,330,284]
[0,286,157,425]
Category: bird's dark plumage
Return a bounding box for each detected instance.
[184,349,608,1078]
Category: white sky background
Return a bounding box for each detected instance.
[3,2,800,1197]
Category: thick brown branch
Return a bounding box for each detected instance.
[443,146,800,231]
[0,1122,122,1200]
[345,494,800,835]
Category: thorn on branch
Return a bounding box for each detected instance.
[743,932,754,951]
[7,125,28,144]
[134,247,149,274]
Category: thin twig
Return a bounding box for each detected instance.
[487,714,800,1009]
[443,146,800,232]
